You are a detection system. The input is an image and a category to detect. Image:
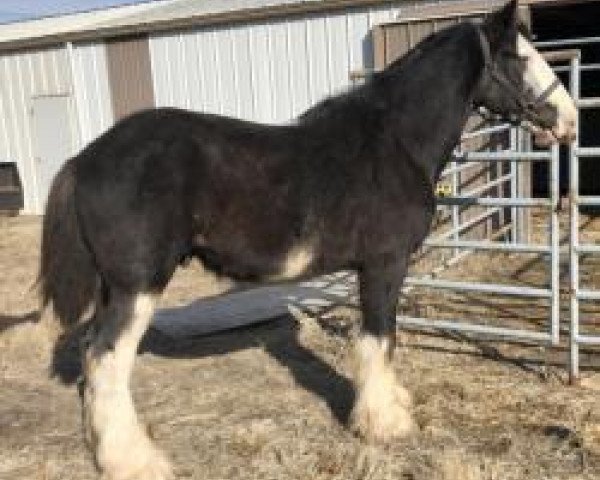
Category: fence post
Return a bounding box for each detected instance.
[569,53,581,384]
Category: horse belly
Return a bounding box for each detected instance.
[192,235,316,283]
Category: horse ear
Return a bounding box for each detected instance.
[482,0,518,53]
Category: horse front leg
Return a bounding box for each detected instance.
[350,259,416,443]
[82,290,173,480]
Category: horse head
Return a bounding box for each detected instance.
[473,0,577,146]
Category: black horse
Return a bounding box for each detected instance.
[40,2,576,479]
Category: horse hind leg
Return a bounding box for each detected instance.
[82,289,172,480]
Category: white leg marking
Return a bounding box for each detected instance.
[84,294,173,480]
[350,335,416,443]
[270,244,314,281]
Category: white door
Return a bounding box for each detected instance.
[31,95,75,213]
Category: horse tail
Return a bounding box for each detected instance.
[40,160,97,328]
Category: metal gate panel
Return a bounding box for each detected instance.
[554,47,600,383]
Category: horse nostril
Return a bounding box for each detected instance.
[559,122,577,142]
[563,119,577,135]
[568,129,577,141]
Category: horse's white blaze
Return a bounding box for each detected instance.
[517,34,577,144]
[350,334,415,442]
[84,294,173,480]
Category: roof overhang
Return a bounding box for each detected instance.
[0,0,583,53]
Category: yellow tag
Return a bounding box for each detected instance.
[435,184,452,197]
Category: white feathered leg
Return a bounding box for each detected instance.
[83,293,173,480]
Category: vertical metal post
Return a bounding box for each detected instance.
[569,53,581,384]
[550,141,560,345]
[451,157,459,260]
[510,127,518,243]
[519,130,533,244]
[66,41,84,149]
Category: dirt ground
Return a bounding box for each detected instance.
[3,213,600,480]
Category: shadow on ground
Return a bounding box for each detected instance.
[44,294,600,429]
[50,313,356,425]
[0,310,40,334]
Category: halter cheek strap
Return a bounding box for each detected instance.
[475,27,562,124]
[532,77,562,108]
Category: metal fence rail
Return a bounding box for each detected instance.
[396,46,600,369]
[399,111,561,345]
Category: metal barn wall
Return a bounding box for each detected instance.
[373,3,529,69]
[70,42,114,148]
[0,42,112,213]
[374,16,466,68]
[0,46,71,213]
[149,4,404,123]
[106,36,155,120]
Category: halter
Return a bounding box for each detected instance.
[475,27,562,126]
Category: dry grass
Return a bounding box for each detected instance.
[2,214,600,479]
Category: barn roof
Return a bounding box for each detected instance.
[0,0,382,51]
[0,0,558,53]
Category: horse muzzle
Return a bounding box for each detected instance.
[532,118,577,147]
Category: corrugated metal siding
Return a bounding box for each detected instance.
[380,16,469,64]
[149,4,402,123]
[71,42,114,147]
[0,46,71,213]
[0,41,112,213]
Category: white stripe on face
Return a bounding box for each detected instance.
[517,34,577,144]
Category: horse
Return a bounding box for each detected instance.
[39,1,576,478]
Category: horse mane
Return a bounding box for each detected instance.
[297,21,479,127]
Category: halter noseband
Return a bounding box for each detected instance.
[475,27,562,126]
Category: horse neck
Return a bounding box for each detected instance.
[378,26,483,184]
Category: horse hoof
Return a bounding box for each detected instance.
[97,434,174,480]
[350,384,417,443]
[351,405,416,443]
[100,450,173,480]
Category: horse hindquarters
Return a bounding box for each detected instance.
[42,144,185,478]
